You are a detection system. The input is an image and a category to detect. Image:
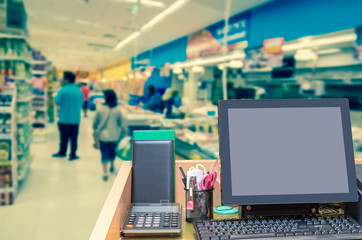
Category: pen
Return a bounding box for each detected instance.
[178,165,187,187]
[179,165,187,179]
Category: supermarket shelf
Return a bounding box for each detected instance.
[32,95,47,99]
[0,56,32,65]
[32,107,47,111]
[0,187,15,193]
[17,137,32,156]
[0,105,14,113]
[32,70,46,75]
[17,116,30,124]
[17,96,33,103]
[32,60,47,65]
[18,156,33,181]
[0,160,11,166]
[13,76,32,81]
[0,33,27,40]
[0,134,12,140]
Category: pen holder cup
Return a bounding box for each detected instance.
[185,188,213,223]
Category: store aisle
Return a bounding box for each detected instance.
[0,114,122,240]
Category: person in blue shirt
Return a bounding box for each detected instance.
[143,85,163,113]
[165,90,183,119]
[52,71,84,161]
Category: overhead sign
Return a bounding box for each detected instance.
[263,37,285,54]
[187,12,249,59]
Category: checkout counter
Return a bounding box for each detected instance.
[90,159,362,240]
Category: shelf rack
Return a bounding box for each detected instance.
[0,34,33,205]
[31,55,48,143]
[0,93,18,205]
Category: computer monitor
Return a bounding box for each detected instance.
[218,99,358,206]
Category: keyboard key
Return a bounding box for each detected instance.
[200,233,216,238]
[338,229,351,234]
[230,233,276,239]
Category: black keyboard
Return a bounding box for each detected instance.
[194,215,362,239]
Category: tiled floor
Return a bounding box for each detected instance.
[0,114,122,240]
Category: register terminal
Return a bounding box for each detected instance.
[194,99,362,239]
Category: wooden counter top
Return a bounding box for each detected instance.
[90,158,362,240]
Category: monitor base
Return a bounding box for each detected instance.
[241,203,319,219]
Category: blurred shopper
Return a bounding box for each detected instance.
[53,71,84,161]
[93,90,122,181]
[165,90,183,119]
[143,85,163,113]
[80,82,90,117]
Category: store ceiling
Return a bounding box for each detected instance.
[24,0,271,72]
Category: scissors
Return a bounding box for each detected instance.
[189,164,207,173]
[200,170,217,190]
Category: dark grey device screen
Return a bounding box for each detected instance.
[228,107,349,197]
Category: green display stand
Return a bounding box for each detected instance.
[132,130,176,200]
[133,130,175,144]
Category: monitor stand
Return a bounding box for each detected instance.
[241,203,319,219]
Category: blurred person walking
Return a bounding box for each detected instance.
[80,82,90,117]
[93,90,122,181]
[53,71,84,161]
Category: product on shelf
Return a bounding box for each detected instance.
[0,166,12,188]
[0,113,11,135]
[0,93,13,106]
[0,140,11,161]
[0,38,31,59]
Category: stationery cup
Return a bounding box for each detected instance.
[185,188,213,223]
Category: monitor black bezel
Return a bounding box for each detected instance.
[218,98,358,205]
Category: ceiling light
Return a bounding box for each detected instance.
[145,70,152,77]
[228,60,243,68]
[283,33,357,51]
[102,78,107,83]
[294,49,318,61]
[114,32,140,51]
[317,48,341,55]
[141,0,188,31]
[141,13,166,31]
[191,66,205,73]
[114,0,188,50]
[217,64,225,70]
[301,82,312,90]
[129,73,134,79]
[113,0,164,8]
[135,72,142,79]
[177,74,185,80]
[173,52,246,68]
[173,67,182,74]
